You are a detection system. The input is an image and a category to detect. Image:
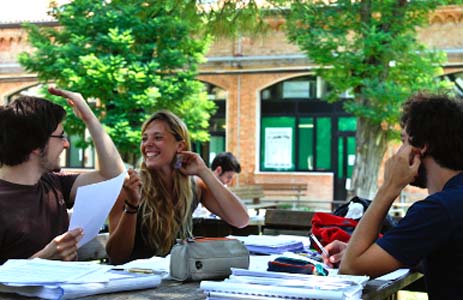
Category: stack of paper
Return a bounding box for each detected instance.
[0,259,161,299]
[200,268,369,300]
[228,235,305,254]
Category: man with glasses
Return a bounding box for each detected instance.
[0,87,125,264]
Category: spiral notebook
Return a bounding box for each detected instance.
[200,268,369,300]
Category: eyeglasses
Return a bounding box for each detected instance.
[49,134,69,141]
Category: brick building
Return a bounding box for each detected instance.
[1,4,462,201]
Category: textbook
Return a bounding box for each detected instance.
[200,268,369,300]
[0,259,161,299]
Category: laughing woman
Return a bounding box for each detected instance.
[106,110,249,264]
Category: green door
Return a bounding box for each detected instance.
[334,117,356,200]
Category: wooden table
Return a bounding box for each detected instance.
[362,272,424,300]
[0,280,204,300]
[0,272,424,300]
[80,280,206,300]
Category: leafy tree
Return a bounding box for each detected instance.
[194,0,459,198]
[19,0,215,164]
[285,0,453,199]
[19,0,459,197]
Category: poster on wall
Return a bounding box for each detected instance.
[264,127,293,169]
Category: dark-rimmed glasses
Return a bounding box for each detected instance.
[50,134,69,141]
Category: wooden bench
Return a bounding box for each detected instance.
[229,185,280,215]
[246,202,280,215]
[263,209,314,236]
[230,185,265,204]
[261,183,307,203]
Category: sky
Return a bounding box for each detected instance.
[0,0,69,23]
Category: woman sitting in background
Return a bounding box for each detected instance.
[106,110,249,264]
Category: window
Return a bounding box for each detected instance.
[441,72,463,96]
[297,117,314,170]
[67,130,95,168]
[260,75,352,173]
[337,117,356,179]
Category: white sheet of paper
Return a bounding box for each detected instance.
[249,254,280,272]
[0,259,103,284]
[375,268,410,281]
[118,255,171,279]
[69,171,126,247]
[228,235,305,247]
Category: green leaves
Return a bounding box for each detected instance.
[286,0,451,139]
[19,0,214,164]
[283,0,457,196]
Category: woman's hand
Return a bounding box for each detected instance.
[32,228,84,261]
[177,151,208,176]
[123,169,142,207]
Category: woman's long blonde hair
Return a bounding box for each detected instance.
[138,110,193,255]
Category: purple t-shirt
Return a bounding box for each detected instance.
[0,172,78,264]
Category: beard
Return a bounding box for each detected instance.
[39,147,61,173]
[410,162,427,188]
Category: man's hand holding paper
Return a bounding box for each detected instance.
[69,171,126,247]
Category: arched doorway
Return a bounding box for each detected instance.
[259,75,356,200]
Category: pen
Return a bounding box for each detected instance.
[111,267,156,274]
[310,233,329,257]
